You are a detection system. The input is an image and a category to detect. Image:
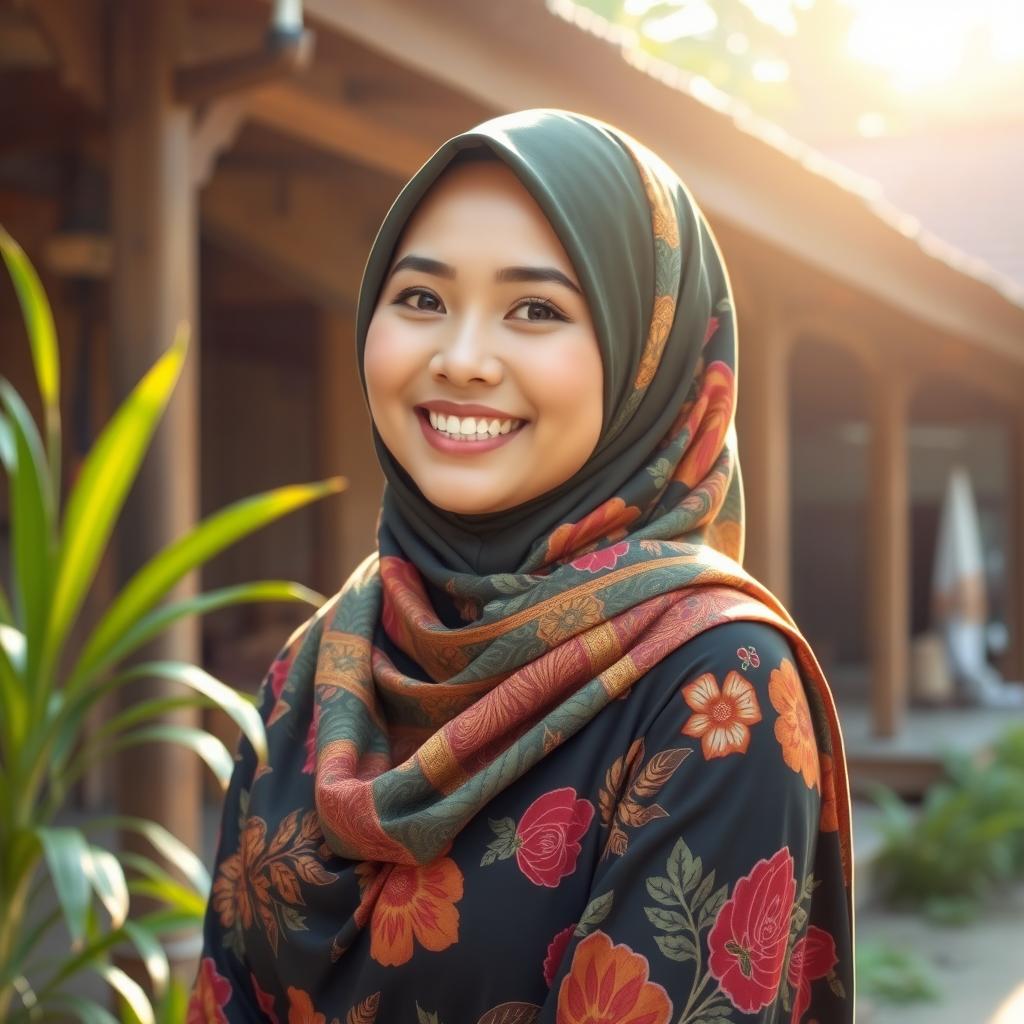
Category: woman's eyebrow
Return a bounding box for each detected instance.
[496,266,583,295]
[389,254,455,279]
[389,254,582,295]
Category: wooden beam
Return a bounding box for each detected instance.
[867,368,910,738]
[43,231,111,278]
[245,81,434,179]
[26,0,105,108]
[109,0,202,983]
[0,9,53,69]
[1010,410,1024,680]
[191,94,250,188]
[175,28,314,106]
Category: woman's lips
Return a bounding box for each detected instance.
[415,408,525,455]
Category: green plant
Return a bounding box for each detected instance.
[947,743,1024,877]
[855,940,941,1005]
[992,724,1024,773]
[0,227,346,1022]
[868,742,1024,923]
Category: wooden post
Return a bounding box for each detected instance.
[109,0,202,985]
[316,310,384,592]
[1010,408,1024,679]
[867,369,910,737]
[736,313,792,607]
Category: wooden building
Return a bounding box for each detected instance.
[2,0,1024,949]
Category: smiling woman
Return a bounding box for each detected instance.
[188,110,854,1024]
[364,157,604,515]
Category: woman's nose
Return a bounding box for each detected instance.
[429,319,503,386]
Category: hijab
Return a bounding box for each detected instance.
[272,110,850,903]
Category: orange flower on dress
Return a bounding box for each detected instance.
[286,987,337,1024]
[211,817,264,931]
[368,856,463,967]
[557,930,672,1024]
[769,658,820,790]
[681,670,762,759]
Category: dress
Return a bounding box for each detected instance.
[190,618,851,1024]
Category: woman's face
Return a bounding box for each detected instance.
[364,159,604,516]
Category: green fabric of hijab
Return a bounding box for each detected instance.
[354,108,736,578]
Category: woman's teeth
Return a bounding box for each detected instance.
[426,410,524,441]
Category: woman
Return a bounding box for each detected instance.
[188,109,853,1024]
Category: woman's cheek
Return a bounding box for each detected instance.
[524,335,602,430]
[364,318,417,407]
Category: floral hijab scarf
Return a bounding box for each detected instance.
[277,110,851,914]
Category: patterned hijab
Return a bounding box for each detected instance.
[276,110,850,899]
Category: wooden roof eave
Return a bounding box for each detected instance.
[289,0,1024,367]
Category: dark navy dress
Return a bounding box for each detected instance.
[188,619,852,1024]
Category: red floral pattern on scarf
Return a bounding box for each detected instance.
[571,540,630,573]
[674,361,735,489]
[544,498,642,564]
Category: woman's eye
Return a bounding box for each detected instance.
[509,298,568,322]
[395,288,444,313]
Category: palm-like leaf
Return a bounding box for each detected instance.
[40,326,189,699]
[69,482,341,695]
[0,228,347,1019]
[0,227,60,501]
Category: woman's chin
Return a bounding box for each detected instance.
[417,478,523,516]
[425,493,517,516]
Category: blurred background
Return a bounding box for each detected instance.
[1,1,1022,1020]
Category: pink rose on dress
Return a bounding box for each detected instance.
[571,541,630,573]
[708,846,796,1013]
[249,972,279,1024]
[186,957,232,1024]
[543,922,577,987]
[482,789,594,886]
[515,787,595,887]
[787,925,839,1024]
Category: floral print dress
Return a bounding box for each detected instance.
[189,618,851,1024]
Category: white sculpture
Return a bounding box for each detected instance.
[932,464,1024,707]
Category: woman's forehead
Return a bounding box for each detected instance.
[391,161,578,276]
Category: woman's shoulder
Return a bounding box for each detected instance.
[631,618,807,742]
[652,617,800,686]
